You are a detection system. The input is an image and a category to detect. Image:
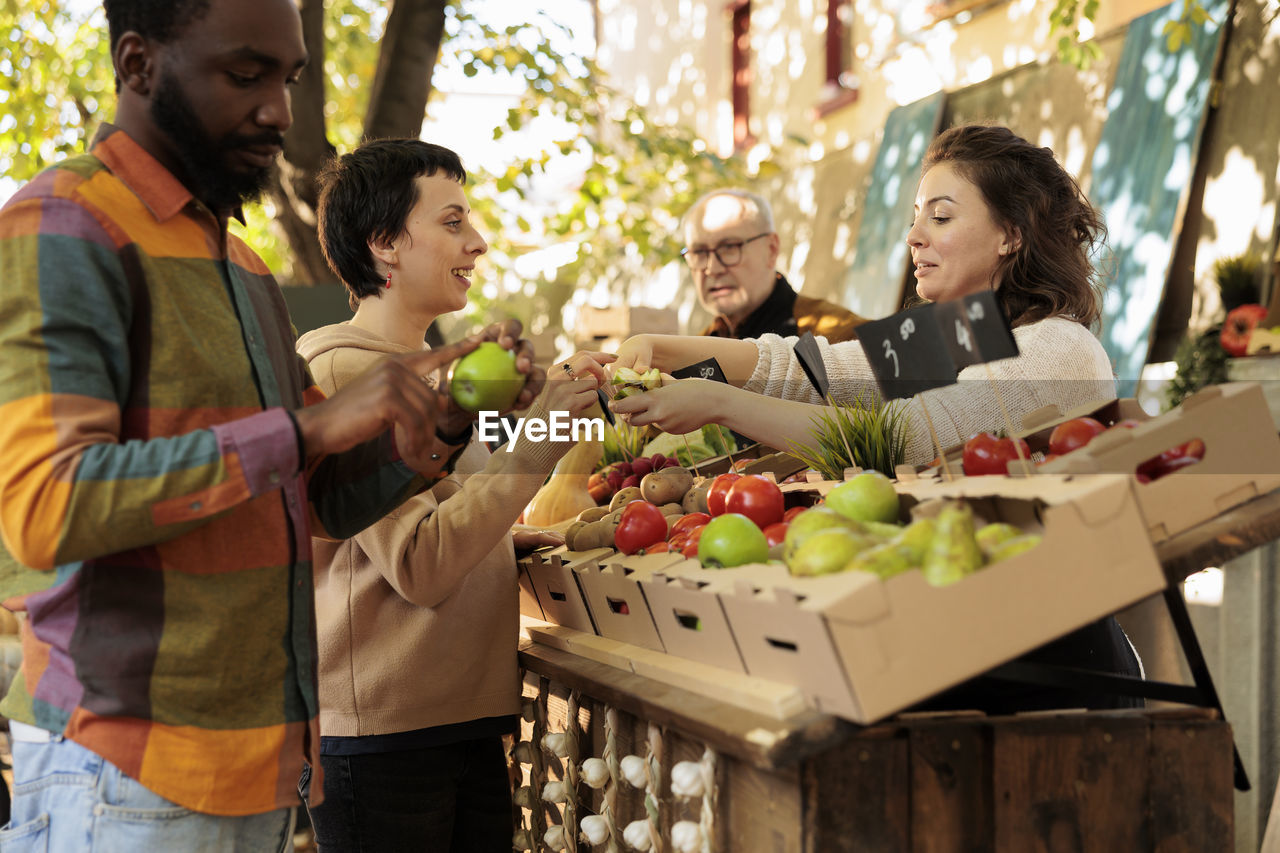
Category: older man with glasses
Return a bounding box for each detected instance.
[682,188,866,343]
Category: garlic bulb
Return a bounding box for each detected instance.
[671,821,702,852]
[512,741,533,764]
[543,825,568,850]
[580,814,610,846]
[543,731,571,758]
[619,754,647,788]
[670,761,705,798]
[580,757,610,789]
[622,819,653,851]
[541,780,569,803]
[514,785,537,807]
[512,828,535,850]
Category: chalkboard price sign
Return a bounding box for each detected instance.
[854,304,958,400]
[671,357,730,384]
[934,291,1018,369]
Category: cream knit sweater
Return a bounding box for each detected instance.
[745,317,1117,465]
[296,323,570,737]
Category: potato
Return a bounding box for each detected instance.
[567,518,616,551]
[577,506,610,523]
[563,520,589,551]
[658,502,683,516]
[681,478,711,514]
[640,467,694,505]
[609,486,644,511]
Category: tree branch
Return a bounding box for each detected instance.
[364,0,449,140]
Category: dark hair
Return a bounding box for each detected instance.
[104,0,211,52]
[316,138,467,309]
[922,124,1106,329]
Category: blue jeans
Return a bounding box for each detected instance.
[0,734,294,853]
[304,737,512,853]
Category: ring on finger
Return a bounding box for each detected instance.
[562,363,578,380]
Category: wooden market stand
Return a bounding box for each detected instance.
[510,489,1280,851]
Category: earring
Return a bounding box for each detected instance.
[385,270,392,289]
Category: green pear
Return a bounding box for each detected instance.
[787,528,874,577]
[922,501,984,586]
[847,541,917,579]
[987,533,1043,563]
[782,506,859,563]
[974,522,1023,558]
[824,471,899,525]
[861,520,905,540]
[891,517,937,564]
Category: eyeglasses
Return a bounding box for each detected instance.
[680,232,769,271]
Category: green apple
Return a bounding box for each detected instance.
[449,342,525,413]
[698,513,769,568]
[824,471,900,525]
[611,366,662,399]
[787,528,874,577]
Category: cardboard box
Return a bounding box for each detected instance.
[718,475,1166,723]
[521,546,611,634]
[640,561,751,673]
[572,305,679,351]
[516,561,545,621]
[575,552,685,652]
[902,397,1148,477]
[1036,383,1280,539]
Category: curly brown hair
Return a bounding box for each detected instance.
[922,124,1107,329]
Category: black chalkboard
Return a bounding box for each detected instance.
[854,304,957,400]
[933,291,1019,369]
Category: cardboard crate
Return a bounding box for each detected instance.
[516,562,545,621]
[641,562,753,673]
[575,551,685,652]
[521,546,611,634]
[1036,383,1280,539]
[572,305,679,351]
[718,475,1166,723]
[902,397,1147,478]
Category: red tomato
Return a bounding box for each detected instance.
[1136,438,1206,482]
[1221,303,1268,357]
[643,540,671,554]
[614,501,668,555]
[962,432,1031,476]
[680,525,707,559]
[783,506,807,523]
[1048,417,1107,456]
[762,522,789,547]
[669,512,712,539]
[1109,418,1142,431]
[706,473,742,517]
[724,474,784,528]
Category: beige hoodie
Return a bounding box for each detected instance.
[296,322,569,736]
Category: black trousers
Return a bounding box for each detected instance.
[304,736,513,853]
[912,616,1145,715]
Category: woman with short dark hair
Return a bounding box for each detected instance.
[298,137,610,852]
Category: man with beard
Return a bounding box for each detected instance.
[685,189,866,343]
[0,0,542,848]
